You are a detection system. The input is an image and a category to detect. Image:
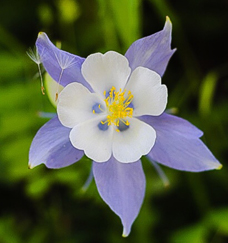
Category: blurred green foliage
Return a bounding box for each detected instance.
[0,0,228,242]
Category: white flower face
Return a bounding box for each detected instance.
[57,51,168,163]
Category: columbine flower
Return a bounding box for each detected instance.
[29,17,221,237]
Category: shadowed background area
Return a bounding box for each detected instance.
[0,0,228,242]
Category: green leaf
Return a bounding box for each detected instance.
[208,208,228,235]
[97,0,141,51]
[199,72,218,116]
[171,223,208,243]
[109,0,141,48]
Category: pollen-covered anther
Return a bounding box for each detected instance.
[101,86,134,130]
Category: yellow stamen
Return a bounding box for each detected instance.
[101,86,134,129]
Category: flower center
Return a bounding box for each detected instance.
[101,86,133,132]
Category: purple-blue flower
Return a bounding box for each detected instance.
[29,17,221,237]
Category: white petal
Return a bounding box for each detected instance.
[81,51,131,97]
[57,82,105,128]
[112,118,156,163]
[125,67,167,116]
[70,117,114,162]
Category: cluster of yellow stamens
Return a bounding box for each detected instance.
[99,86,134,132]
